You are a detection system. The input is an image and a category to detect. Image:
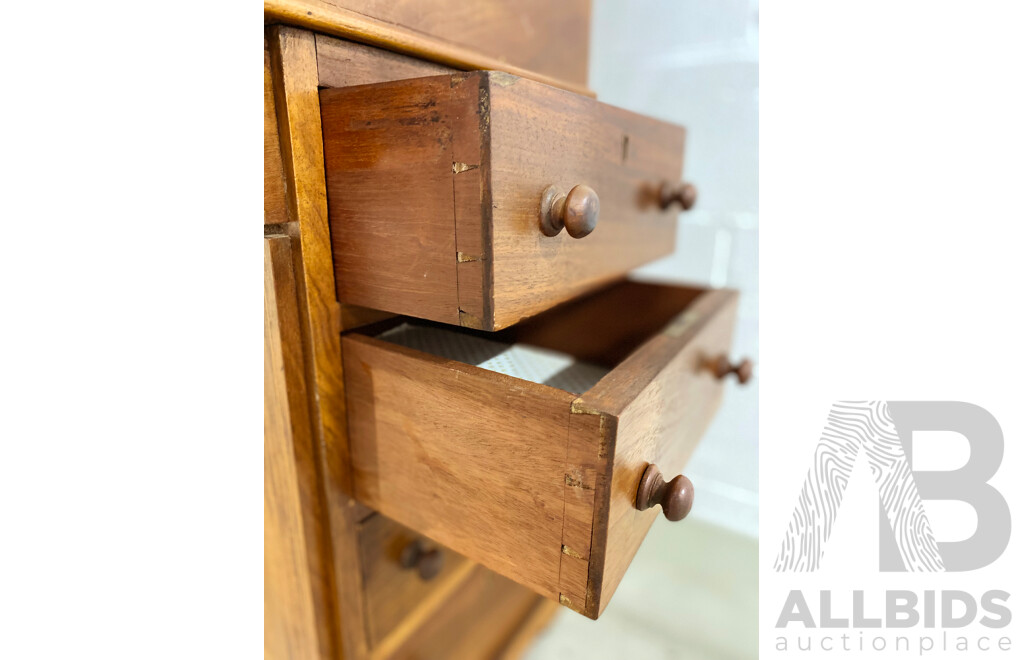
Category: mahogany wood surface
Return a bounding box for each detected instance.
[320,72,686,331]
[265,0,593,96]
[317,34,451,332]
[342,281,739,618]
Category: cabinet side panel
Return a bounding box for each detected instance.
[265,237,322,659]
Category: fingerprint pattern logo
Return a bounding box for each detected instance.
[773,401,944,572]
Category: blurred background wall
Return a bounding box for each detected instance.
[525,1,759,657]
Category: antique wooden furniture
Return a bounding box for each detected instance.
[265,1,747,658]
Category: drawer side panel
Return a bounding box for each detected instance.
[342,334,577,600]
[488,74,686,329]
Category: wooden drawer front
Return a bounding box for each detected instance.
[321,72,687,331]
[342,281,740,618]
[359,514,467,647]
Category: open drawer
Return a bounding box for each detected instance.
[321,71,695,331]
[341,281,747,618]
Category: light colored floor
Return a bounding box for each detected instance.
[523,518,758,660]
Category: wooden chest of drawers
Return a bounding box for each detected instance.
[265,2,748,657]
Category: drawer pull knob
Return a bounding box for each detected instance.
[635,464,694,522]
[539,184,600,238]
[713,355,753,384]
[400,540,444,581]
[658,181,698,211]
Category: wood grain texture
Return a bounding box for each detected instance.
[322,0,588,87]
[316,32,453,89]
[358,514,468,648]
[486,74,685,329]
[343,334,576,600]
[265,44,289,226]
[265,236,320,660]
[264,0,594,96]
[320,72,686,330]
[317,34,453,333]
[450,72,491,328]
[321,75,461,325]
[365,560,477,660]
[267,26,366,659]
[578,287,740,618]
[343,281,738,619]
[386,566,544,660]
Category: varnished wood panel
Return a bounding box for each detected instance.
[320,72,686,330]
[265,0,593,96]
[343,281,738,619]
[317,33,449,333]
[578,287,739,617]
[266,236,321,660]
[486,75,685,329]
[316,33,452,89]
[343,334,576,600]
[324,0,589,87]
[358,515,468,647]
[265,44,289,225]
[321,75,462,325]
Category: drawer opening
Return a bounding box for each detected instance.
[342,278,737,619]
[357,280,709,394]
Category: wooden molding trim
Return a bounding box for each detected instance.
[267,24,371,659]
[264,0,595,97]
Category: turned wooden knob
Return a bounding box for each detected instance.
[713,355,753,384]
[635,464,694,522]
[400,540,444,581]
[658,181,698,211]
[539,184,600,238]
